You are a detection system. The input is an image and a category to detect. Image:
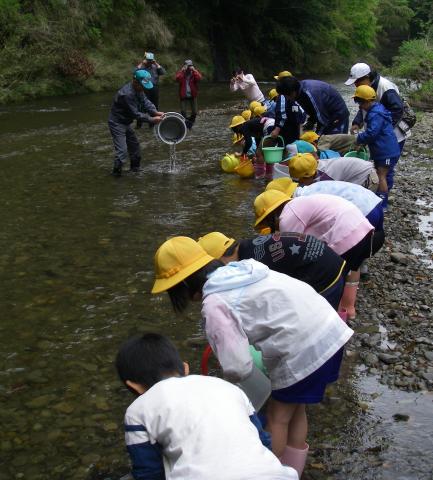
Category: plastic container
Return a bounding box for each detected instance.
[272,163,290,179]
[234,158,255,178]
[154,112,187,145]
[261,135,285,164]
[221,154,239,173]
[344,148,369,161]
[237,365,272,411]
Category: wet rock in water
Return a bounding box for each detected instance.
[25,394,56,409]
[102,421,118,432]
[393,413,410,422]
[53,401,75,414]
[81,453,101,465]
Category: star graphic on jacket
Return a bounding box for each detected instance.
[289,244,301,255]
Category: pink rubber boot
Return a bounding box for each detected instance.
[254,162,266,179]
[338,282,359,320]
[279,443,309,478]
[265,163,274,179]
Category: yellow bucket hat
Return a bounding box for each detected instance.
[241,109,252,121]
[268,88,278,100]
[254,189,291,227]
[265,178,298,197]
[232,133,244,144]
[289,153,318,180]
[249,100,261,112]
[229,115,246,129]
[253,105,267,117]
[151,236,215,294]
[300,131,320,144]
[274,70,292,80]
[197,232,236,259]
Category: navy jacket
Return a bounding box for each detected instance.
[298,80,349,134]
[109,82,156,125]
[274,95,306,144]
[353,73,403,128]
[356,103,400,160]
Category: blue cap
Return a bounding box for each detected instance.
[294,139,315,154]
[133,69,153,90]
[145,52,155,61]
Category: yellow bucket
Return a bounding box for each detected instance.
[234,158,255,178]
[221,154,239,173]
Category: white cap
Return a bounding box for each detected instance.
[344,63,371,85]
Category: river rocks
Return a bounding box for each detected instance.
[378,353,400,364]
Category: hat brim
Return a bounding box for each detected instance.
[273,75,279,80]
[254,195,290,227]
[344,78,356,86]
[140,80,154,89]
[151,252,214,294]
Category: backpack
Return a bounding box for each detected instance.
[400,99,417,129]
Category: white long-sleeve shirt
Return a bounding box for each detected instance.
[230,73,265,102]
[125,375,296,480]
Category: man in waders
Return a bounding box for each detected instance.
[108,69,164,177]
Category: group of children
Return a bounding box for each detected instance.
[114,63,408,479]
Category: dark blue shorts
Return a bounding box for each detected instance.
[366,203,384,232]
[374,156,399,169]
[271,348,344,404]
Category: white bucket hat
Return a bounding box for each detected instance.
[345,63,371,85]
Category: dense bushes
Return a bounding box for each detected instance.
[0,0,430,103]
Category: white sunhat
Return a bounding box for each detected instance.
[344,63,371,86]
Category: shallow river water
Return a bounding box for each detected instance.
[0,82,431,479]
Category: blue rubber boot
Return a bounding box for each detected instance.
[376,191,388,210]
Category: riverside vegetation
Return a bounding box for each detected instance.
[0,0,432,104]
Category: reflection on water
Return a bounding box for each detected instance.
[0,82,431,479]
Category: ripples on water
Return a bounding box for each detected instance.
[0,82,431,479]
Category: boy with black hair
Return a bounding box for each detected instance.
[116,333,297,480]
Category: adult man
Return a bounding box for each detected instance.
[175,59,202,129]
[137,52,166,109]
[276,76,349,135]
[108,69,164,177]
[345,62,409,192]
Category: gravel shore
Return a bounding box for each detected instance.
[348,112,433,390]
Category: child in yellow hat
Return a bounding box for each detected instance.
[152,236,353,477]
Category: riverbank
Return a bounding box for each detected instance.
[305,113,433,479]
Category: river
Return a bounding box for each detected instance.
[0,81,431,480]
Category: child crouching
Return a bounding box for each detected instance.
[116,332,297,480]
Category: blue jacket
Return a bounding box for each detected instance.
[298,80,349,134]
[353,73,403,128]
[356,103,400,160]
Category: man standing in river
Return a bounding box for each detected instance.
[108,69,164,177]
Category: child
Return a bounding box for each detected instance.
[152,236,354,477]
[116,332,296,480]
[253,190,385,319]
[353,85,401,209]
[288,152,379,191]
[197,231,346,311]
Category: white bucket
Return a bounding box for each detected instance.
[272,163,290,179]
[154,112,187,145]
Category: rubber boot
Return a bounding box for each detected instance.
[130,158,141,172]
[254,162,266,179]
[279,443,309,478]
[111,161,122,177]
[376,191,388,211]
[180,110,187,119]
[265,163,273,180]
[338,282,359,321]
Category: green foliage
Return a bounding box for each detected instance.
[0,0,431,103]
[392,36,433,81]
